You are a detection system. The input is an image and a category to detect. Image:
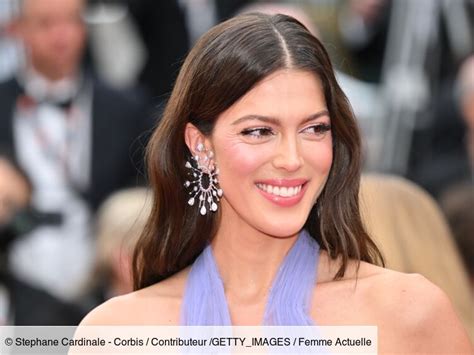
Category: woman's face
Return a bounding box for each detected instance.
[209,69,333,237]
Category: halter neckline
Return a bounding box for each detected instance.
[181,229,320,325]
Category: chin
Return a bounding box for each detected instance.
[255,217,308,239]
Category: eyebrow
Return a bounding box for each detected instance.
[231,110,330,126]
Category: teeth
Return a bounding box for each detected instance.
[287,187,294,196]
[256,183,303,197]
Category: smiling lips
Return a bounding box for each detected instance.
[255,179,308,207]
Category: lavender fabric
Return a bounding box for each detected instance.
[181,230,320,325]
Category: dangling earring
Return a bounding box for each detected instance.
[184,143,223,215]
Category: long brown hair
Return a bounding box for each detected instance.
[133,13,383,290]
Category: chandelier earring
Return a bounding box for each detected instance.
[184,143,223,215]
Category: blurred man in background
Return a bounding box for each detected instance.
[0,0,150,302]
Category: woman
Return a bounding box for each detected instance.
[82,13,472,353]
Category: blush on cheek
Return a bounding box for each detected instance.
[320,150,333,173]
[219,142,273,177]
[307,141,333,174]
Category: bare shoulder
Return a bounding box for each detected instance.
[365,267,458,318]
[362,267,473,353]
[317,254,472,353]
[80,268,190,326]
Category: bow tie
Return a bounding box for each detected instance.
[52,98,74,110]
[17,95,74,111]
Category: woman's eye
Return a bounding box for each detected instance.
[240,127,275,138]
[302,123,331,136]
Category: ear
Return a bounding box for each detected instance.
[184,123,212,157]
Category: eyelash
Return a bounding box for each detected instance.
[302,123,332,136]
[240,127,275,138]
[240,124,331,139]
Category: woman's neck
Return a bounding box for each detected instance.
[211,219,299,303]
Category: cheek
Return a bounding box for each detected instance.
[215,141,272,184]
[304,138,333,175]
[30,33,51,53]
[69,26,86,48]
[320,144,333,173]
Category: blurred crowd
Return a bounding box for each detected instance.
[0,0,472,336]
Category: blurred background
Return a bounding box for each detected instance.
[0,0,472,337]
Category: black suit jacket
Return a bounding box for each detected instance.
[408,81,471,197]
[1,272,86,325]
[8,278,87,325]
[0,76,152,210]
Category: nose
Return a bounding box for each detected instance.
[271,136,303,172]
